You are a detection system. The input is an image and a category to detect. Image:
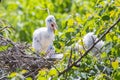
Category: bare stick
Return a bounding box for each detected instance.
[39,7,50,15]
[67,48,73,68]
[58,17,120,76]
[46,8,50,15]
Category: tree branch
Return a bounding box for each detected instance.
[58,17,120,76]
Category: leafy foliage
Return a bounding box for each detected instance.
[0,0,120,79]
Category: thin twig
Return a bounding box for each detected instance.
[0,26,15,32]
[39,7,50,15]
[81,39,86,51]
[0,76,7,80]
[0,26,10,31]
[67,48,72,68]
[24,68,40,78]
[47,8,50,15]
[58,17,120,76]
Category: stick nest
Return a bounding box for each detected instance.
[0,35,54,77]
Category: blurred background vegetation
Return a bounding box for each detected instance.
[0,0,120,79]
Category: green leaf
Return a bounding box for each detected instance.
[38,69,47,76]
[106,34,112,42]
[102,15,110,21]
[112,60,119,70]
[113,71,120,80]
[113,35,118,41]
[66,28,75,32]
[20,69,27,74]
[49,68,57,76]
[67,19,74,27]
[26,77,32,80]
[8,72,17,78]
[0,46,8,51]
[37,77,47,80]
[101,52,107,58]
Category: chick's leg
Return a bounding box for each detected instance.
[45,45,55,58]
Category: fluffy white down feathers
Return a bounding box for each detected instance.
[32,28,54,52]
[83,32,104,54]
[75,32,104,54]
[32,15,57,56]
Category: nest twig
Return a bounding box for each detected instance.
[0,35,54,78]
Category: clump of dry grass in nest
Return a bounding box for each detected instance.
[0,35,55,78]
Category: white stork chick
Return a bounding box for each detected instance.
[83,32,104,55]
[32,15,57,57]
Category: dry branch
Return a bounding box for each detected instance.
[58,17,120,76]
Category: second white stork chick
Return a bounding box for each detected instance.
[32,15,57,56]
[83,32,104,54]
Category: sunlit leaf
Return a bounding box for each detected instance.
[20,69,27,74]
[67,19,74,27]
[72,66,78,70]
[37,77,47,80]
[66,28,75,32]
[113,35,118,41]
[106,34,112,41]
[75,17,81,24]
[110,10,115,17]
[8,72,17,78]
[112,60,119,70]
[38,69,47,76]
[101,52,107,58]
[30,47,35,52]
[26,77,32,80]
[49,68,57,76]
[0,46,8,51]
